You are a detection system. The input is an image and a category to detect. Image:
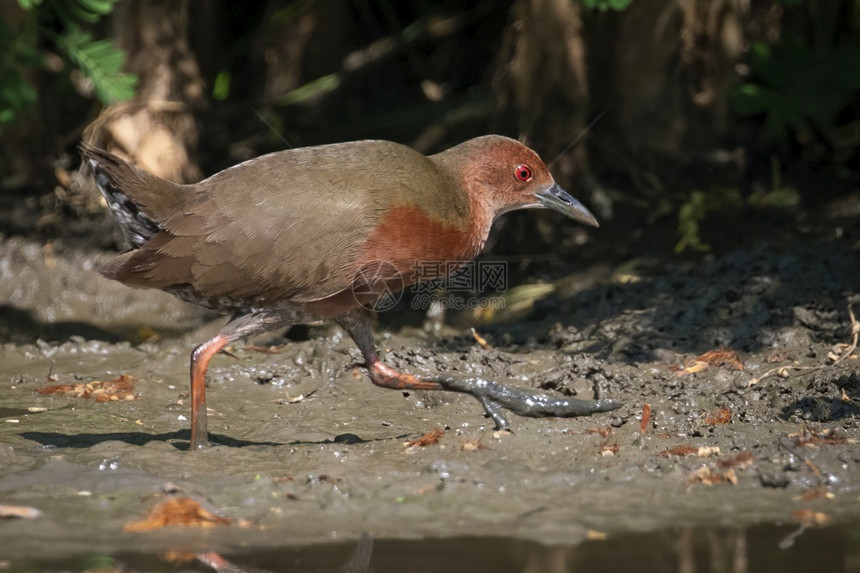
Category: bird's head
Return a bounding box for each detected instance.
[434,135,599,228]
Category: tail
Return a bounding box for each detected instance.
[79,143,182,248]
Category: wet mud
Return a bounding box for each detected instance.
[0,226,858,571]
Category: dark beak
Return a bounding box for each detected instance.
[535,183,599,228]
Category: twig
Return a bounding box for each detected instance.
[748,302,857,386]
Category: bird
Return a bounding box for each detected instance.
[80,135,620,449]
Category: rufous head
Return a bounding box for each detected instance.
[432,135,599,228]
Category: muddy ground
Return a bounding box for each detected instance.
[0,207,858,571]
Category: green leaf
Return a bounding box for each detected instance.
[733,33,860,143]
[212,71,231,101]
[58,26,137,104]
[580,0,632,11]
[16,0,42,11]
[0,69,38,124]
[608,0,632,11]
[76,0,117,16]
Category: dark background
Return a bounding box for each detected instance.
[1,0,858,263]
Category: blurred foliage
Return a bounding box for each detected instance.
[1,0,856,257]
[0,0,136,129]
[676,156,801,253]
[676,190,741,254]
[579,0,632,11]
[732,34,860,143]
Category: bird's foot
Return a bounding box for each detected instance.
[368,362,621,430]
[434,374,622,430]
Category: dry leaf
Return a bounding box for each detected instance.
[405,427,444,448]
[697,349,744,371]
[680,360,709,375]
[704,406,732,425]
[470,328,491,350]
[660,445,699,457]
[124,497,230,532]
[791,428,851,447]
[586,426,612,438]
[677,349,744,376]
[36,374,138,402]
[640,403,651,434]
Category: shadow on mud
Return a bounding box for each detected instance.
[19,430,405,450]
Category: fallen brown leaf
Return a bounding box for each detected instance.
[406,427,444,448]
[791,427,850,447]
[640,403,651,434]
[676,349,744,376]
[704,406,732,425]
[659,445,699,457]
[697,349,744,371]
[124,497,230,532]
[678,360,709,375]
[586,426,612,438]
[36,374,138,402]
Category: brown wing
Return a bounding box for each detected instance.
[101,141,445,306]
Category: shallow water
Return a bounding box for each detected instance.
[6,525,859,572]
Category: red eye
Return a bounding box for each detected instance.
[515,165,533,182]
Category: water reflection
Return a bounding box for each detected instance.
[12,523,860,572]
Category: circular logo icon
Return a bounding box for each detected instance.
[351,260,404,312]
